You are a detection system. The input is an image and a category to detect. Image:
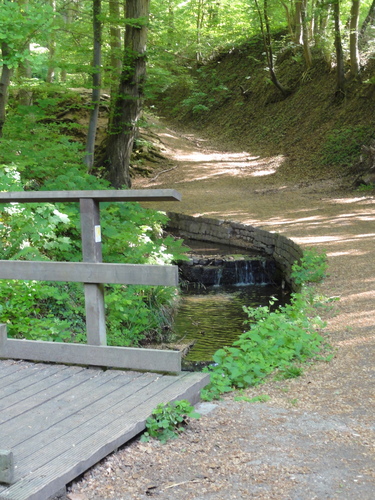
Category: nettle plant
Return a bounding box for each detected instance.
[141,400,200,444]
[201,249,332,401]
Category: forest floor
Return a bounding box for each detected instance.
[66,121,375,500]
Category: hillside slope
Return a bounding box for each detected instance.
[155,39,375,186]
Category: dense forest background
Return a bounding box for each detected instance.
[0,0,375,345]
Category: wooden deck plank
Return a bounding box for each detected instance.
[0,362,51,383]
[0,371,208,500]
[0,362,35,380]
[0,366,110,426]
[0,369,142,447]
[13,373,162,471]
[0,368,102,433]
[0,365,71,408]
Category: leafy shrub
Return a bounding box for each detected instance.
[291,248,327,286]
[201,249,330,401]
[201,291,326,400]
[141,400,200,443]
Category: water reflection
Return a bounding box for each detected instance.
[174,284,288,369]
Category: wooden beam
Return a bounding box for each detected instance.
[0,329,181,373]
[80,198,106,346]
[0,261,178,286]
[0,189,181,203]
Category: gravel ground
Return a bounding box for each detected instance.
[66,123,374,500]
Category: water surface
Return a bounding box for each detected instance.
[174,284,289,369]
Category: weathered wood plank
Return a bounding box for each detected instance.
[0,368,99,432]
[0,372,208,500]
[0,362,37,381]
[0,334,181,373]
[13,372,159,466]
[0,260,178,286]
[0,370,148,448]
[0,189,181,203]
[0,364,70,407]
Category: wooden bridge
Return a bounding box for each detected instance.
[0,190,209,500]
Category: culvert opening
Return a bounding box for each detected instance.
[173,239,290,371]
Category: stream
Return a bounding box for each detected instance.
[176,283,288,370]
[172,240,288,370]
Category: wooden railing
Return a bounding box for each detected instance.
[0,189,182,373]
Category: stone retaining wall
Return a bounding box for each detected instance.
[167,212,303,290]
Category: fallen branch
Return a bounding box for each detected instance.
[150,165,177,181]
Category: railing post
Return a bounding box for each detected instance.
[80,198,107,346]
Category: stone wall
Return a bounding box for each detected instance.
[166,212,303,290]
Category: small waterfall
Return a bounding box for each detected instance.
[179,257,278,287]
[235,261,254,285]
[215,268,223,286]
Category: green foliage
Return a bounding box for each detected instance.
[201,248,330,401]
[0,280,85,342]
[141,400,200,444]
[357,183,375,192]
[320,126,374,167]
[173,68,231,117]
[103,285,178,347]
[0,104,187,347]
[0,0,55,68]
[201,291,327,401]
[291,248,328,286]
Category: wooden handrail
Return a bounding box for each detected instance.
[0,189,182,372]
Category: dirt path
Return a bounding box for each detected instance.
[68,124,375,499]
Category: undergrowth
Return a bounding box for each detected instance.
[0,102,188,346]
[141,400,200,444]
[201,249,332,401]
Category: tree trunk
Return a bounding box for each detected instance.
[196,0,205,64]
[109,0,122,118]
[359,0,375,41]
[0,42,13,137]
[294,0,303,44]
[333,0,345,95]
[301,0,313,67]
[61,0,76,82]
[103,0,150,188]
[349,0,360,77]
[84,0,102,171]
[254,0,291,97]
[18,58,33,106]
[280,0,294,38]
[17,0,32,104]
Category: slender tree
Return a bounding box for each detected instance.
[349,0,360,76]
[84,0,102,171]
[0,41,12,137]
[301,0,313,67]
[46,0,56,83]
[101,0,150,188]
[254,0,291,97]
[108,0,122,111]
[359,0,375,41]
[333,0,345,95]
